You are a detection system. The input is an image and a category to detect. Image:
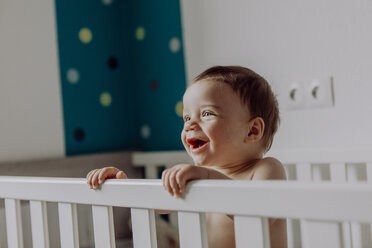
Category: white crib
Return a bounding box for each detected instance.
[0,150,371,248]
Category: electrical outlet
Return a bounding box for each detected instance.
[282,77,335,111]
[283,82,306,111]
[305,77,335,109]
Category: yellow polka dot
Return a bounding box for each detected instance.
[135,26,146,41]
[100,92,112,107]
[79,28,93,44]
[175,101,183,117]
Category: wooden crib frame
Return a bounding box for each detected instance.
[0,149,372,248]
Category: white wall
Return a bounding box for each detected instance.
[0,0,65,162]
[1,0,372,162]
[181,0,372,154]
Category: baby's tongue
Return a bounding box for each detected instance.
[194,139,206,148]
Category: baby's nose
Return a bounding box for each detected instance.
[184,120,198,132]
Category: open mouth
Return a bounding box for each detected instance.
[187,138,208,151]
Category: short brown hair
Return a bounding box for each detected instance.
[194,66,280,153]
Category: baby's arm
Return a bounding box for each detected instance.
[86,167,127,189]
[251,158,288,248]
[162,164,230,197]
[251,157,286,226]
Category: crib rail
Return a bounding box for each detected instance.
[1,176,372,248]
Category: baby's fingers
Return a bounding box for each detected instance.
[169,170,182,197]
[86,170,94,181]
[162,169,169,193]
[162,169,175,196]
[98,167,118,184]
[176,173,186,194]
[116,170,128,179]
[91,170,102,189]
[87,169,98,188]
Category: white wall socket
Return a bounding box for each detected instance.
[283,77,335,111]
[284,82,306,111]
[305,77,335,109]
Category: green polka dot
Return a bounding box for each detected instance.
[135,26,146,41]
[100,92,112,107]
[175,101,183,117]
[79,28,92,44]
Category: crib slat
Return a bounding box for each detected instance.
[58,203,79,248]
[296,163,312,248]
[296,163,312,181]
[346,164,372,248]
[330,163,346,182]
[368,162,372,246]
[131,208,157,248]
[145,165,158,179]
[349,222,372,248]
[4,199,24,248]
[302,221,343,248]
[30,200,49,248]
[367,162,372,182]
[330,163,352,248]
[234,216,270,248]
[92,205,116,248]
[296,163,311,248]
[284,165,301,248]
[178,211,208,248]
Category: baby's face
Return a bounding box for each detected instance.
[181,80,251,166]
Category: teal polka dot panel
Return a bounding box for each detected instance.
[130,0,186,151]
[55,0,186,155]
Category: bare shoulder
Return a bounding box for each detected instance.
[251,157,287,181]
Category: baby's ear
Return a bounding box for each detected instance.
[245,117,265,143]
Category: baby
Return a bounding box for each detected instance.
[87,66,287,248]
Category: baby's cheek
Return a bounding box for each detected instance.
[210,125,230,142]
[180,131,187,145]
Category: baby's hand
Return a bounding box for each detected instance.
[161,164,208,197]
[86,167,127,189]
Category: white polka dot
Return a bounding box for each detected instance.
[141,125,151,139]
[102,0,113,5]
[169,37,181,53]
[66,68,79,84]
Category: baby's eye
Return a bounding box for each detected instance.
[202,111,214,117]
[183,116,191,122]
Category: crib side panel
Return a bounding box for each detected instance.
[4,199,23,248]
[2,175,372,248]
